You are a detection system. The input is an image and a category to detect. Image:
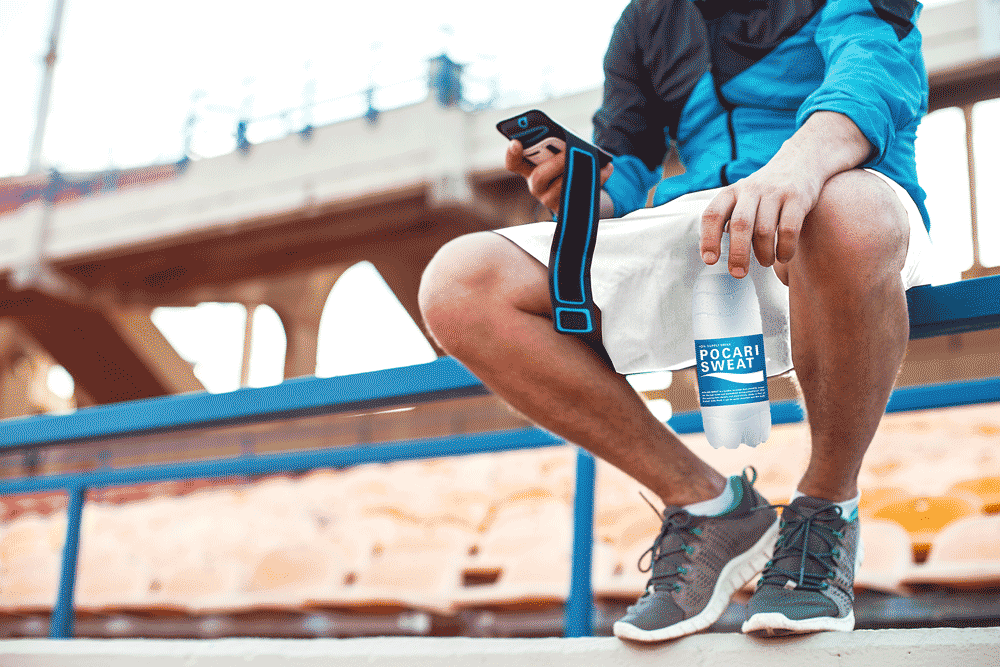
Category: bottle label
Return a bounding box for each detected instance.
[694,334,768,407]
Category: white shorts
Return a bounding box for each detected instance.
[494,169,941,377]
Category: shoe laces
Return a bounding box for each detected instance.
[759,502,846,592]
[633,470,769,596]
[636,505,701,595]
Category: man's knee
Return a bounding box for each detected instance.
[420,233,493,325]
[418,231,532,350]
[800,170,909,277]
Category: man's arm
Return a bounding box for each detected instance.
[700,0,926,278]
[699,110,870,277]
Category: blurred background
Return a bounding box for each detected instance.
[0,0,998,640]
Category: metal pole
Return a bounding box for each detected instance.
[50,484,85,638]
[565,447,595,637]
[962,104,982,278]
[28,0,68,173]
[240,304,257,387]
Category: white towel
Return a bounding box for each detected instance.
[494,187,793,377]
[493,171,939,377]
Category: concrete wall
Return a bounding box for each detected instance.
[2,628,998,667]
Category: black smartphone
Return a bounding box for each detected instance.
[496,109,613,168]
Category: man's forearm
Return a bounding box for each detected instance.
[774,111,872,184]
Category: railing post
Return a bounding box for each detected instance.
[50,484,85,638]
[565,447,595,637]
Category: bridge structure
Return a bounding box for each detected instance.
[0,0,997,420]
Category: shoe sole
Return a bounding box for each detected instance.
[613,517,780,642]
[741,534,865,637]
[741,610,855,636]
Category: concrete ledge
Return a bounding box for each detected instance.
[2,628,999,667]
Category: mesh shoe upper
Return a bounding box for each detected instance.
[617,470,777,632]
[747,495,861,621]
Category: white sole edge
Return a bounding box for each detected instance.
[741,610,856,636]
[741,531,865,637]
[613,518,780,642]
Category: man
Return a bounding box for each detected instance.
[419,0,937,639]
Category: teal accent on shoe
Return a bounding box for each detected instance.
[614,475,779,642]
[744,494,861,635]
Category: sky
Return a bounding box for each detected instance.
[0,0,629,174]
[2,0,996,399]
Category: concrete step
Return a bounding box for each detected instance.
[3,628,998,667]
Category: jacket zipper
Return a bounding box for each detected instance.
[709,66,737,186]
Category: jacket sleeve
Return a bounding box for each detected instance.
[796,0,927,167]
[602,155,662,216]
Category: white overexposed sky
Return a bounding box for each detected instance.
[0,0,628,174]
[1,0,995,399]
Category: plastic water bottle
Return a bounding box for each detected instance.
[692,232,771,449]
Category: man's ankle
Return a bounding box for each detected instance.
[684,477,737,516]
[658,473,728,509]
[795,481,859,503]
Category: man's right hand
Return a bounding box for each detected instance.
[505,139,614,213]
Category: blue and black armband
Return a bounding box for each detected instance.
[548,133,603,338]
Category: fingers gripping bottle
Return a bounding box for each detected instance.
[692,232,771,449]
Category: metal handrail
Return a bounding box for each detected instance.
[1,271,999,638]
[1,370,998,637]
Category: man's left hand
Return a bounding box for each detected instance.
[699,111,872,279]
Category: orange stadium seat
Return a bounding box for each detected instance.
[241,546,337,610]
[853,520,914,595]
[312,513,476,614]
[592,509,661,600]
[593,503,649,551]
[901,514,1000,590]
[872,495,980,561]
[0,513,62,612]
[947,477,1000,515]
[453,499,572,609]
[154,562,242,615]
[345,532,469,614]
[103,490,268,614]
[593,460,657,546]
[75,504,159,613]
[858,486,912,518]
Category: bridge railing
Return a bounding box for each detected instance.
[0,274,998,639]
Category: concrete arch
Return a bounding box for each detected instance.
[314,261,437,378]
[265,267,348,381]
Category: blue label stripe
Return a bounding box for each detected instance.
[695,334,768,407]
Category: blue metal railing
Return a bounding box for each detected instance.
[0,274,997,639]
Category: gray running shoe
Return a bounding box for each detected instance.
[742,495,864,636]
[613,469,779,642]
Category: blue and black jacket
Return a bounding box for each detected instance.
[595,0,931,230]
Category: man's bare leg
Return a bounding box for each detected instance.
[742,170,909,636]
[776,170,911,501]
[419,231,726,507]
